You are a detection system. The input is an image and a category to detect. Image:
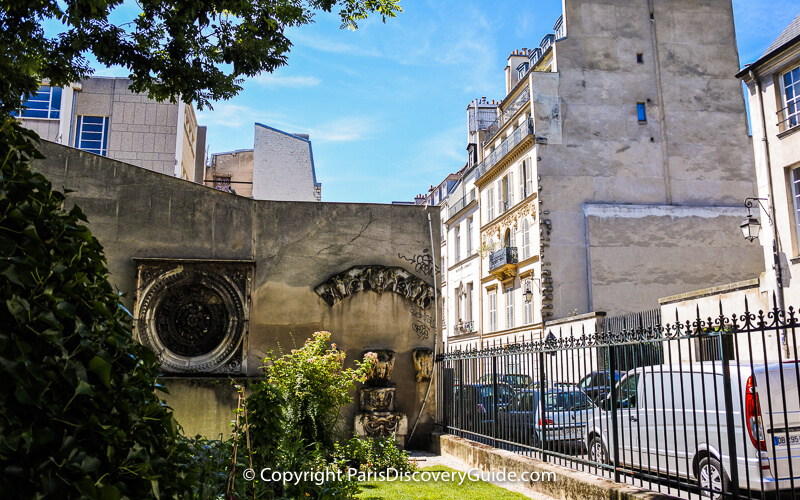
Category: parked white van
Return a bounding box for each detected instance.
[586,361,800,497]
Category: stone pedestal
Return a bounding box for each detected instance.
[354,350,407,446]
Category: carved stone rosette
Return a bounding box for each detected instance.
[133,259,253,374]
[315,265,435,309]
[412,348,434,383]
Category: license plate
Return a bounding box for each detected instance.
[773,433,800,447]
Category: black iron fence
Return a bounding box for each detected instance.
[436,301,800,500]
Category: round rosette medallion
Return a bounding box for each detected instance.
[137,269,245,373]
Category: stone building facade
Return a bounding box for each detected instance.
[440,0,764,349]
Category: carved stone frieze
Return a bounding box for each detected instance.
[315,265,435,309]
[133,259,253,374]
[412,348,434,382]
[359,387,396,412]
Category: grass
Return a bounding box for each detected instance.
[355,465,531,500]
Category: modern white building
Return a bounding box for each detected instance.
[14,77,201,181]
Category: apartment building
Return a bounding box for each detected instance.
[438,0,765,348]
[15,77,200,180]
[737,13,800,309]
[205,123,322,201]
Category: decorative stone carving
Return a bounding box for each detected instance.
[359,387,396,412]
[133,259,253,374]
[366,350,395,386]
[315,265,434,309]
[412,348,434,383]
[354,412,408,439]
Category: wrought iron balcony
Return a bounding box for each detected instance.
[489,247,518,281]
[476,119,534,182]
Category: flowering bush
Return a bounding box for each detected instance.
[264,331,374,454]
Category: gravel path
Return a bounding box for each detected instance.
[407,451,557,500]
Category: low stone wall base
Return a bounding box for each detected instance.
[433,434,680,500]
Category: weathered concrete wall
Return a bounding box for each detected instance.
[33,142,440,447]
[584,204,764,315]
[208,149,255,198]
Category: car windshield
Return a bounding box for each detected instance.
[478,385,514,399]
[544,391,594,411]
[503,375,532,386]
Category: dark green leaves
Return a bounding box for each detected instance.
[0,0,402,113]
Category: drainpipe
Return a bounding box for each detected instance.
[750,69,789,356]
[408,207,439,445]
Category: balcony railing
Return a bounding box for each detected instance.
[489,247,518,271]
[777,101,799,133]
[447,189,477,220]
[453,321,475,336]
[476,119,534,181]
[485,85,530,143]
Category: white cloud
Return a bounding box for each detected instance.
[252,73,321,87]
[308,116,380,143]
[197,103,282,129]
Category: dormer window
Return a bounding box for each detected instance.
[517,62,529,80]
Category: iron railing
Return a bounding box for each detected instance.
[476,119,534,182]
[448,190,477,220]
[489,247,518,271]
[453,321,476,336]
[436,300,800,500]
[777,102,799,133]
[485,86,530,143]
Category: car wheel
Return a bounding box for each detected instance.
[589,436,609,465]
[699,456,730,500]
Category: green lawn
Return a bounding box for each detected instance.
[355,465,531,500]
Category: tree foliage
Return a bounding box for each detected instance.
[0,0,402,115]
[0,116,196,499]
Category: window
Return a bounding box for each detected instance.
[488,291,497,332]
[466,283,473,323]
[792,168,800,244]
[505,286,514,329]
[467,217,473,254]
[454,225,461,262]
[782,66,800,130]
[454,285,461,322]
[636,53,644,63]
[14,85,62,119]
[614,374,640,409]
[214,176,232,192]
[487,187,495,221]
[76,116,109,156]
[517,62,529,80]
[522,218,530,260]
[637,103,647,122]
[496,180,503,215]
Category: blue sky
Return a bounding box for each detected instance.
[92,1,799,203]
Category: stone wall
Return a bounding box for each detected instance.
[33,142,440,447]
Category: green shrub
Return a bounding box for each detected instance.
[264,331,374,453]
[334,437,417,473]
[0,117,195,498]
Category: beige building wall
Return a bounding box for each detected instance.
[206,149,255,198]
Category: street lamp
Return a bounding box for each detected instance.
[740,214,761,242]
[741,197,788,356]
[523,281,534,303]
